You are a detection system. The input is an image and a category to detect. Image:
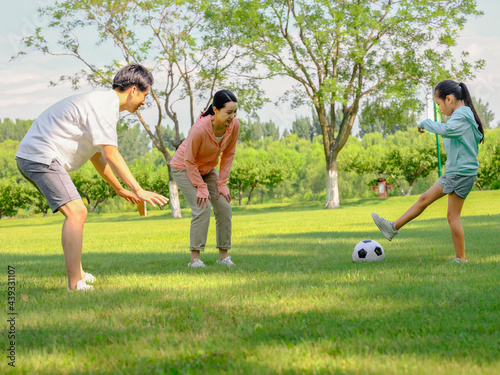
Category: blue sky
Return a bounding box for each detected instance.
[1,0,499,135]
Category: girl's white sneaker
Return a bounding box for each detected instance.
[450,258,469,263]
[67,279,94,292]
[83,272,96,284]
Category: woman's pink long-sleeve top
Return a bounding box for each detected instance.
[169,115,239,199]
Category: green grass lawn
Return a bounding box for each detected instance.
[1,191,499,374]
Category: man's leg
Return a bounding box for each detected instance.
[58,199,88,290]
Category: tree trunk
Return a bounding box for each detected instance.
[406,181,414,196]
[238,184,243,206]
[247,183,257,205]
[168,165,181,218]
[324,156,340,209]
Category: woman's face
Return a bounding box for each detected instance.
[214,101,238,126]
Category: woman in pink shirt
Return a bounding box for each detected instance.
[170,90,239,267]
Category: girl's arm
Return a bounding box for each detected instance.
[419,111,468,138]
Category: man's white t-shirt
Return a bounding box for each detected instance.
[16,90,120,172]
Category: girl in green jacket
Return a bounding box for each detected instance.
[371,80,485,263]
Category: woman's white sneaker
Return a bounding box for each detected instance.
[188,259,207,268]
[216,256,236,267]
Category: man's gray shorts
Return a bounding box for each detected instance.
[16,157,81,213]
[437,173,476,199]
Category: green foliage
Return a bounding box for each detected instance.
[0,178,31,219]
[239,118,280,142]
[477,128,500,190]
[0,140,22,179]
[472,97,495,129]
[358,97,420,138]
[130,160,170,197]
[229,145,294,205]
[117,121,152,164]
[0,118,32,142]
[341,129,446,195]
[70,163,117,212]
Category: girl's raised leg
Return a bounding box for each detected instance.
[394,182,446,230]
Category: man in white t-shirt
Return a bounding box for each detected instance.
[16,64,169,292]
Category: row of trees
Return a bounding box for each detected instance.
[13,0,486,212]
[2,125,499,219]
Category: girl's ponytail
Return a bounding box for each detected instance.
[458,82,485,144]
[434,80,485,143]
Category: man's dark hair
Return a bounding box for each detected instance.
[113,64,154,92]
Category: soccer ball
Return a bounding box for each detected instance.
[352,239,385,262]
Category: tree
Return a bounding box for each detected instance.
[476,128,500,190]
[0,118,32,142]
[291,115,313,140]
[0,179,30,219]
[0,140,21,179]
[472,97,495,129]
[71,164,117,213]
[15,0,262,218]
[358,98,420,138]
[116,120,152,164]
[228,147,293,205]
[341,129,445,195]
[214,0,484,207]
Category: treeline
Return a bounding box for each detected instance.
[1,117,499,218]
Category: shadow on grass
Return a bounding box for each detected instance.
[16,277,499,374]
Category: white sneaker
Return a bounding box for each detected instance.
[450,258,469,263]
[371,213,399,241]
[188,259,206,268]
[67,279,94,292]
[83,272,95,284]
[216,256,236,267]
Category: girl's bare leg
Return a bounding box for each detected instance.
[447,192,466,260]
[394,182,446,230]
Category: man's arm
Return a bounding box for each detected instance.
[90,152,140,204]
[98,145,169,207]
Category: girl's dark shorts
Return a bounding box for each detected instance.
[437,173,476,199]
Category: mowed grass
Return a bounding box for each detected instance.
[1,191,499,374]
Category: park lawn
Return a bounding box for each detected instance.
[1,191,499,374]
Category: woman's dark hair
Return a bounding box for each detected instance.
[112,64,154,93]
[201,90,238,117]
[434,80,484,143]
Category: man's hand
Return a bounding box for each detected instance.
[115,188,140,204]
[217,191,231,203]
[136,189,169,208]
[418,125,425,134]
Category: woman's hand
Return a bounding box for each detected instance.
[197,195,211,208]
[418,124,425,134]
[217,191,231,203]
